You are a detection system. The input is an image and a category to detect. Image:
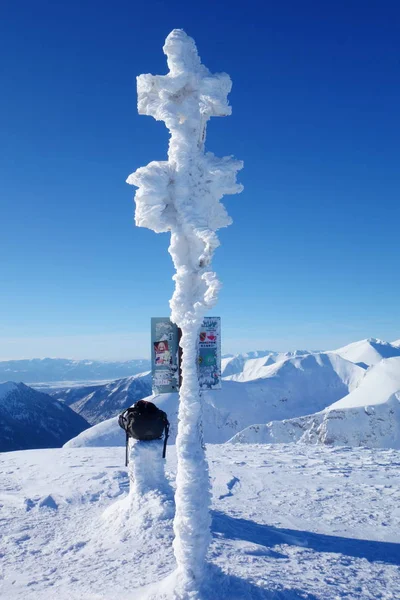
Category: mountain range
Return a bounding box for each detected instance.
[52,373,152,424]
[65,351,366,448]
[0,357,151,383]
[2,337,400,453]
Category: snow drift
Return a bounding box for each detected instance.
[230,357,400,449]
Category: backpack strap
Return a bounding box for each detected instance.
[125,430,129,467]
[162,418,170,459]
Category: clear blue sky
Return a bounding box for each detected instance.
[1,0,399,360]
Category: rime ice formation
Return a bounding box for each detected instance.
[101,440,174,563]
[128,439,170,499]
[127,29,243,597]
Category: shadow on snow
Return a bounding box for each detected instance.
[201,562,319,600]
[212,511,400,566]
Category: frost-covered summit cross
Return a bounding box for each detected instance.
[127,29,243,597]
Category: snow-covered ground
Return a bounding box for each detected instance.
[1,443,399,599]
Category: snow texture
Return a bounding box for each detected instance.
[103,439,174,546]
[1,444,400,600]
[230,357,400,449]
[127,29,242,597]
[127,438,170,498]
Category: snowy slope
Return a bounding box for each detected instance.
[221,350,311,378]
[0,357,151,383]
[0,382,90,452]
[393,339,400,348]
[66,354,364,448]
[332,338,400,367]
[1,444,399,600]
[230,357,400,449]
[221,354,250,377]
[52,373,152,424]
[224,351,364,392]
[221,351,274,377]
[51,382,106,406]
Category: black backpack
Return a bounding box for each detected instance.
[118,400,170,466]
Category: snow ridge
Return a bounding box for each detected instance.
[332,338,400,367]
[230,357,400,449]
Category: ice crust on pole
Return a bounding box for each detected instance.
[127,29,243,597]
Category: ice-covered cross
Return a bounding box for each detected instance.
[127,29,242,597]
[127,29,243,326]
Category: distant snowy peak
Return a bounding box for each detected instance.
[328,357,400,410]
[392,339,400,348]
[221,351,277,376]
[332,338,400,367]
[0,382,90,452]
[224,351,365,391]
[221,355,249,377]
[221,350,311,378]
[230,357,400,449]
